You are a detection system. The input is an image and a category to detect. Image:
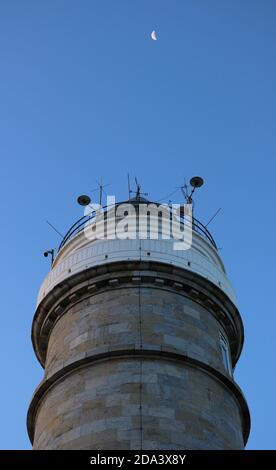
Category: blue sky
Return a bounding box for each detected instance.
[0,0,275,449]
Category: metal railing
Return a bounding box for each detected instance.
[58,201,217,252]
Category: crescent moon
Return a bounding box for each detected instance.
[151,30,157,41]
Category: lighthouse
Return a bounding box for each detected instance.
[27,180,250,449]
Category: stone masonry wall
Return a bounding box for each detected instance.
[34,358,244,449]
[45,287,228,379]
[30,281,247,449]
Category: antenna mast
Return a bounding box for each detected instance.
[127,173,131,201]
[134,176,148,200]
[128,175,148,200]
[181,176,204,205]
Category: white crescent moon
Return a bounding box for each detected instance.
[151,30,157,41]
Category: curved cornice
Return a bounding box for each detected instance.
[31,261,244,368]
[27,348,250,446]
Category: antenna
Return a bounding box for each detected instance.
[77,195,91,206]
[127,175,148,200]
[97,177,103,206]
[205,207,222,227]
[134,176,148,200]
[46,220,64,238]
[95,177,110,206]
[93,178,110,206]
[190,176,204,189]
[135,177,141,199]
[127,173,131,200]
[181,176,204,204]
[180,178,190,203]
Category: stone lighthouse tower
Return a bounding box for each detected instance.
[27,182,250,449]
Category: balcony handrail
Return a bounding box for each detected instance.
[58,201,217,252]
